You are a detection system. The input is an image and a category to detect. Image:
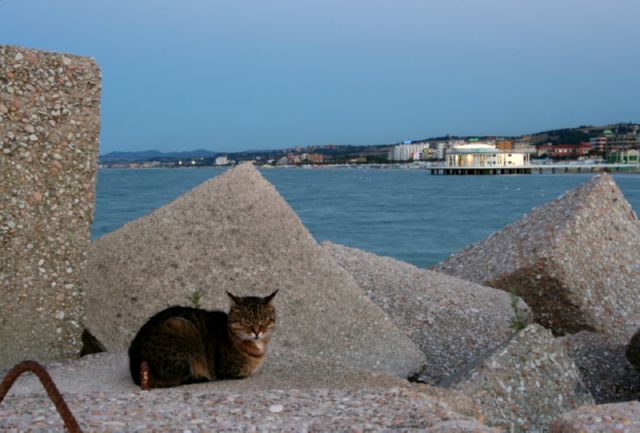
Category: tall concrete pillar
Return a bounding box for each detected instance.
[0,45,100,368]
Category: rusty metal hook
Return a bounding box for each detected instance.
[0,360,83,433]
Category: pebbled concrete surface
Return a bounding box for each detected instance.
[322,241,531,384]
[0,352,497,432]
[0,45,101,368]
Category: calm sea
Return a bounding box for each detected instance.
[93,168,640,268]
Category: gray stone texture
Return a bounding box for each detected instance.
[0,45,101,368]
[322,241,531,384]
[0,352,498,432]
[560,331,640,403]
[445,324,594,433]
[84,163,426,377]
[433,174,640,342]
[550,401,640,433]
[0,350,410,396]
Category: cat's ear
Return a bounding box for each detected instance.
[226,291,243,305]
[264,290,278,305]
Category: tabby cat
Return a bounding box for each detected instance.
[128,290,277,389]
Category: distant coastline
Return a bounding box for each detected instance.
[100,122,640,170]
[99,161,640,175]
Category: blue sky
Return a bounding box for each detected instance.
[1,0,639,153]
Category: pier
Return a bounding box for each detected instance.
[427,163,640,175]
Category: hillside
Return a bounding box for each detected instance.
[99,122,639,165]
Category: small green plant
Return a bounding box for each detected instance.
[509,287,527,331]
[189,288,203,309]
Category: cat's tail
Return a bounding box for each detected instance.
[138,361,172,390]
[140,361,151,391]
[136,360,190,389]
[128,354,154,390]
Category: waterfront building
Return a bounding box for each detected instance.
[215,156,229,166]
[436,142,446,160]
[606,134,639,151]
[513,142,536,154]
[606,149,639,164]
[495,139,513,152]
[302,153,324,164]
[388,143,430,161]
[445,143,530,168]
[590,136,608,153]
[537,143,591,159]
[275,156,290,166]
[288,154,303,164]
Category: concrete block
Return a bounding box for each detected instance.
[0,45,100,368]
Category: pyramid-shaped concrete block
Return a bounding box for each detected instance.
[445,324,594,433]
[433,174,640,342]
[322,241,531,384]
[84,163,425,377]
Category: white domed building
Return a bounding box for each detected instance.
[442,142,532,174]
